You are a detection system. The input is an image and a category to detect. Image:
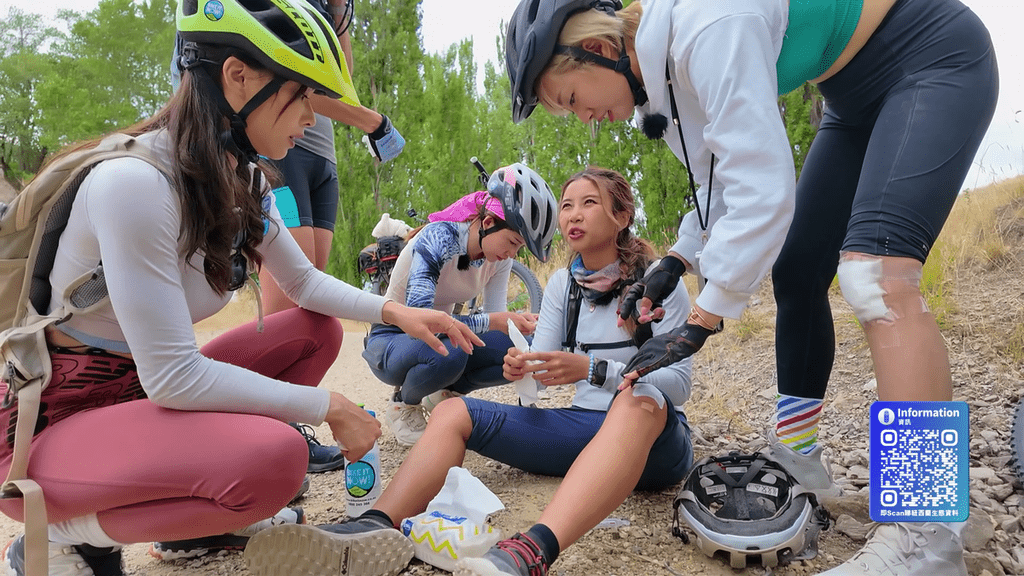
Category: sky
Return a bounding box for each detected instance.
[2,0,1021,189]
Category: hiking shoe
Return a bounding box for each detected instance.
[422,389,465,413]
[291,422,345,473]
[819,522,967,575]
[3,534,124,576]
[244,522,414,576]
[149,506,304,561]
[290,475,311,504]
[385,398,427,447]
[454,532,549,576]
[763,428,842,498]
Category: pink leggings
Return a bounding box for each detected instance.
[0,308,343,543]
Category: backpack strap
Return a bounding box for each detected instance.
[565,267,655,354]
[561,278,583,353]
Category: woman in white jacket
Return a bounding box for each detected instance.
[502,0,997,575]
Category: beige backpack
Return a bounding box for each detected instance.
[0,132,169,576]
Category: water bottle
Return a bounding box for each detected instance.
[345,408,382,516]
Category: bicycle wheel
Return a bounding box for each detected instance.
[507,260,544,314]
[1012,398,1024,485]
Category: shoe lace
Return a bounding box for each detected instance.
[495,533,548,576]
[292,423,325,447]
[396,405,427,430]
[851,523,930,569]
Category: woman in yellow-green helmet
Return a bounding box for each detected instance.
[0,1,475,574]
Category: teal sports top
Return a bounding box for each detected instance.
[776,0,864,94]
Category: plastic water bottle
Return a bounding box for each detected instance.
[345,409,382,516]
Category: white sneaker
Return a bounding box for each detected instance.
[385,398,427,447]
[764,428,843,498]
[818,522,967,575]
[421,389,465,414]
[3,534,123,575]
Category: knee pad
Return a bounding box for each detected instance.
[836,253,925,324]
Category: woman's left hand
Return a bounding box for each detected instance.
[382,301,484,355]
[518,350,589,387]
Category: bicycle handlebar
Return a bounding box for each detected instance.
[470,157,489,187]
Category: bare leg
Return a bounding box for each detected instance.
[261,226,319,315]
[312,227,334,270]
[851,254,953,402]
[537,392,665,549]
[372,398,473,523]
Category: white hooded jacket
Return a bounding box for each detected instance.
[634,0,796,319]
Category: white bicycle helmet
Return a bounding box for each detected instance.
[673,452,829,569]
[486,163,557,262]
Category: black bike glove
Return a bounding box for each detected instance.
[623,321,719,378]
[617,254,687,322]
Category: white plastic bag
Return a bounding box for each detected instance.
[399,467,504,571]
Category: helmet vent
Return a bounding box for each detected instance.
[527,0,540,23]
[183,0,198,16]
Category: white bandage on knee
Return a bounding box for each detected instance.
[631,382,667,410]
[48,513,125,548]
[837,254,892,323]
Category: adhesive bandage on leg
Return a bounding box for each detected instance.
[837,255,891,323]
[837,252,928,326]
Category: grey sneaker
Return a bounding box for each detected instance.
[819,522,967,575]
[764,428,842,498]
[244,520,413,576]
[3,534,123,576]
[454,532,549,576]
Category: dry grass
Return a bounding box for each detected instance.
[935,176,1024,276]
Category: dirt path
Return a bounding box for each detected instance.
[2,191,1022,576]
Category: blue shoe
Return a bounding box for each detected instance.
[291,422,344,473]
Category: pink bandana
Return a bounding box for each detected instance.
[428,191,505,223]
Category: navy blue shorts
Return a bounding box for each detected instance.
[270,145,339,230]
[462,393,693,491]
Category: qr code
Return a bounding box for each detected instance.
[870,402,968,522]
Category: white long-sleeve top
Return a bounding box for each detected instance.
[47,129,388,425]
[529,267,692,412]
[634,0,796,319]
[383,221,513,334]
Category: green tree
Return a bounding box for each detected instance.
[778,83,822,178]
[33,0,175,151]
[0,8,56,187]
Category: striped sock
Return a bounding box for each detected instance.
[775,395,823,455]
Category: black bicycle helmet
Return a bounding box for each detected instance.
[673,453,827,569]
[486,164,557,262]
[505,0,645,123]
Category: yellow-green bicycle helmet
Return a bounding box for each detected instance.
[177,0,359,106]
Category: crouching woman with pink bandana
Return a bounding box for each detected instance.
[361,164,558,447]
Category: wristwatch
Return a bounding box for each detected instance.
[589,359,608,387]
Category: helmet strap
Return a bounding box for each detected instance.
[554,44,648,107]
[191,64,285,164]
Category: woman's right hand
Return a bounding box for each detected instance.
[324,391,381,462]
[490,312,538,336]
[502,347,527,381]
